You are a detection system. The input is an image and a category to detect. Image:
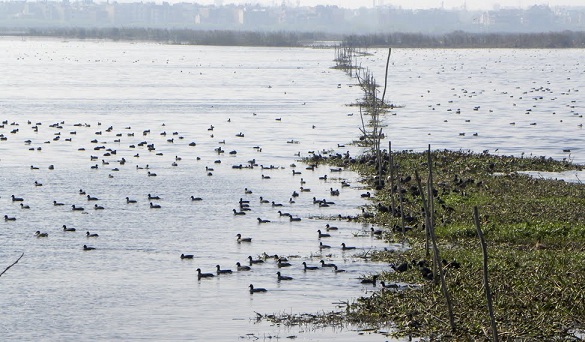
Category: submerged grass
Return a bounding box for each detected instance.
[264,150,585,340]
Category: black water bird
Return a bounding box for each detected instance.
[249,284,267,293]
[276,272,293,281]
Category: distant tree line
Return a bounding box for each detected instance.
[11,27,585,48]
[23,27,335,47]
[343,30,585,48]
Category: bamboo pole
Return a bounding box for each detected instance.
[474,206,499,342]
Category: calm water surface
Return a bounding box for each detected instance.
[0,39,583,341]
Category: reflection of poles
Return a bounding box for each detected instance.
[474,206,499,342]
[0,252,24,278]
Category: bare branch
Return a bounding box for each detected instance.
[0,252,24,278]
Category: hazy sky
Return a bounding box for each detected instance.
[195,0,585,10]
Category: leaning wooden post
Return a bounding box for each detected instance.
[473,206,499,342]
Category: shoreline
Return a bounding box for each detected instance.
[268,148,585,339]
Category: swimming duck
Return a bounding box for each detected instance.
[94,204,105,210]
[4,215,16,221]
[86,231,99,237]
[126,197,137,204]
[332,265,346,273]
[289,216,301,222]
[248,256,264,265]
[148,194,161,200]
[53,200,65,206]
[319,242,331,249]
[20,203,30,209]
[216,265,233,275]
[180,254,194,259]
[360,275,378,286]
[35,231,48,237]
[83,245,96,251]
[341,243,356,251]
[236,262,251,271]
[191,196,203,201]
[236,234,252,243]
[325,224,338,231]
[302,262,319,271]
[233,209,246,215]
[320,260,336,268]
[63,225,76,232]
[11,195,24,202]
[249,284,267,294]
[276,272,293,281]
[271,201,283,207]
[196,268,214,279]
[257,218,270,223]
[71,205,84,211]
[317,230,331,238]
[277,260,292,268]
[150,202,161,209]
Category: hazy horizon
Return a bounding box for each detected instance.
[146,0,585,10]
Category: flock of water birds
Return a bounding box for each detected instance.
[1,116,400,297]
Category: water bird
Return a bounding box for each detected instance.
[63,225,76,232]
[180,254,194,259]
[196,268,214,279]
[341,243,356,251]
[259,197,269,203]
[86,231,99,237]
[233,209,246,215]
[148,194,161,200]
[277,260,292,268]
[276,272,293,281]
[278,210,291,217]
[236,262,251,271]
[216,265,233,274]
[126,197,137,204]
[317,230,331,238]
[325,224,338,231]
[20,203,30,209]
[320,260,336,268]
[289,216,301,222]
[332,265,346,273]
[34,181,43,186]
[11,195,24,202]
[302,262,319,271]
[360,275,378,286]
[236,234,252,243]
[35,231,48,237]
[83,245,96,251]
[257,217,270,223]
[191,196,203,201]
[94,204,105,210]
[319,242,331,249]
[54,200,65,206]
[248,256,264,265]
[71,205,84,211]
[371,227,383,236]
[361,192,371,198]
[87,195,99,201]
[249,284,267,294]
[244,188,253,194]
[271,201,283,207]
[150,202,161,209]
[79,189,86,195]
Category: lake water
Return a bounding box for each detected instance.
[0,38,583,341]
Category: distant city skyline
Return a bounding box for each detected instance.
[158,0,585,10]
